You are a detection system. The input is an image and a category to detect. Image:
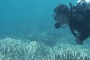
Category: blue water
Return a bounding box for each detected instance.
[0,0,77,39]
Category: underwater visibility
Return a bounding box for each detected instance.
[0,0,90,60]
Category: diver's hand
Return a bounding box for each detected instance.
[75,37,83,45]
[55,23,60,29]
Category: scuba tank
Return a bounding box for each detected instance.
[77,0,90,7]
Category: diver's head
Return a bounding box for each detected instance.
[53,4,69,29]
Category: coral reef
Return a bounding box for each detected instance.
[0,38,89,60]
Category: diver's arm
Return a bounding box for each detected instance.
[75,32,89,45]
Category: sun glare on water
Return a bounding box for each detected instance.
[77,0,90,3]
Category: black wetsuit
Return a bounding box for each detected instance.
[69,5,90,43]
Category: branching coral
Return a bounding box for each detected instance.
[0,38,89,60]
[54,50,90,60]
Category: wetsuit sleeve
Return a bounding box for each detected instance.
[69,13,90,42]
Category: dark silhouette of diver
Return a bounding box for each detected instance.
[53,0,90,45]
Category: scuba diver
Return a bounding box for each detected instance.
[53,0,90,45]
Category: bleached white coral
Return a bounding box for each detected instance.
[0,38,51,60]
[0,38,89,60]
[54,50,90,60]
